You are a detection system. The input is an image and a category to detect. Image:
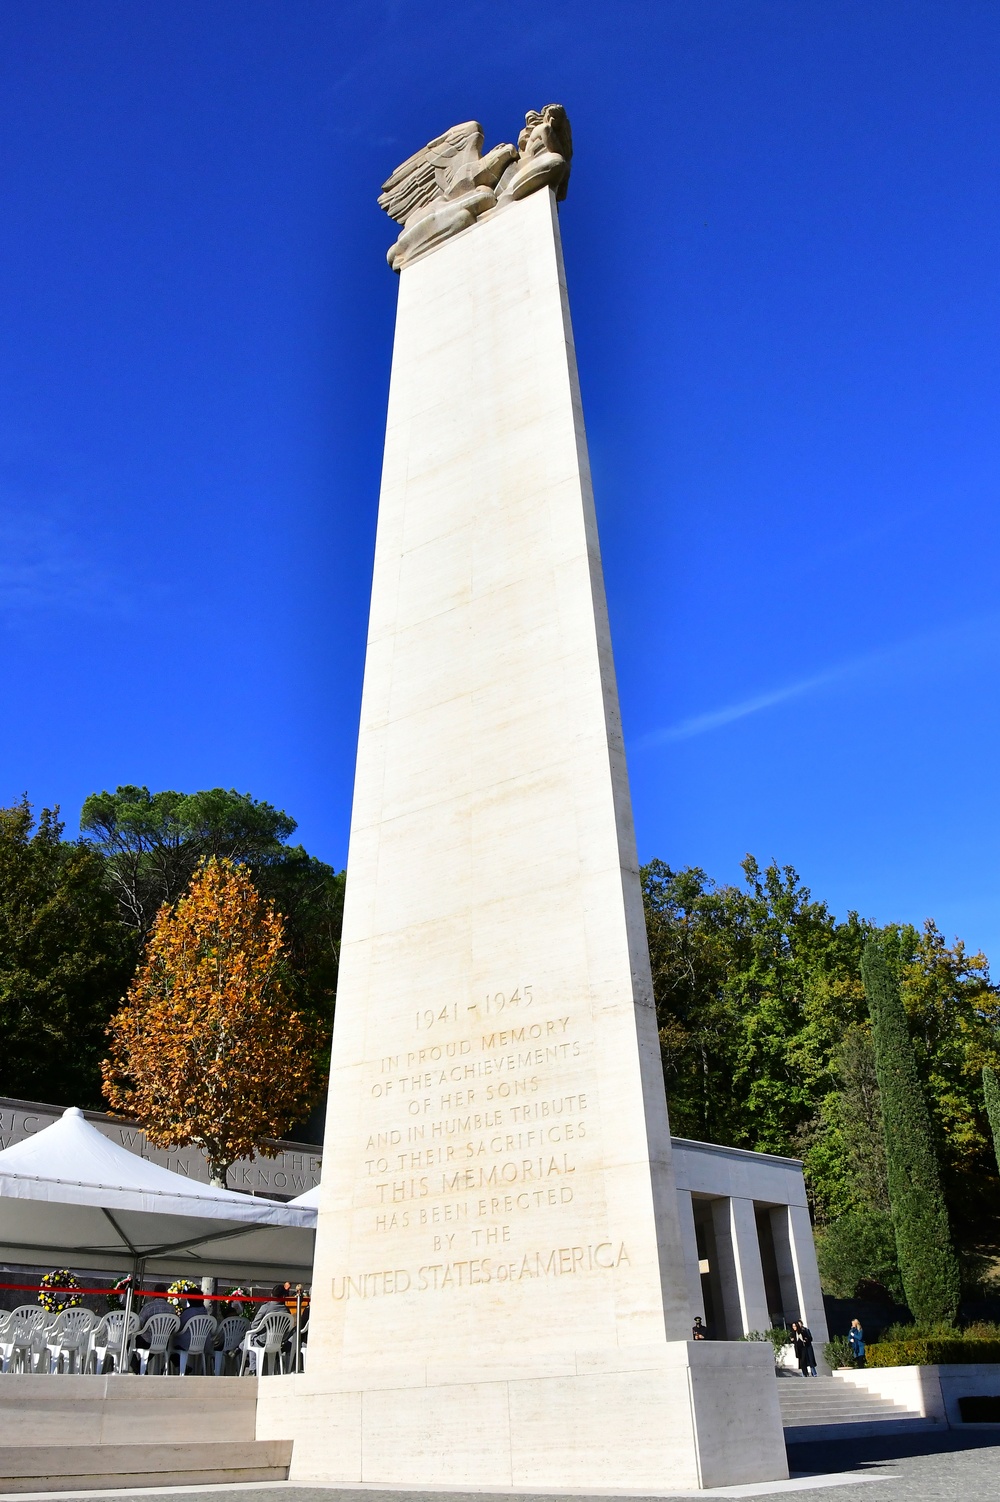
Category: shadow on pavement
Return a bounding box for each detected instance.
[787,1427,1000,1473]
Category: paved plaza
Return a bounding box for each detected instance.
[2,1432,999,1502]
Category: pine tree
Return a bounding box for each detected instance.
[984,1067,1000,1175]
[862,938,960,1323]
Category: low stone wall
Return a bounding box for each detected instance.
[834,1363,1000,1428]
[0,1371,257,1444]
[0,1374,291,1493]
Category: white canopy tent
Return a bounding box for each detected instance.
[288,1185,319,1209]
[0,1108,317,1283]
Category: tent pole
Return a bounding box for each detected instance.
[122,1256,144,1373]
[294,1286,302,1372]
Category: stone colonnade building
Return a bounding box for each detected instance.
[1,1095,828,1344]
[672,1136,828,1343]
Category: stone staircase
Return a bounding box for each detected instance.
[0,1373,291,1494]
[778,1372,940,1443]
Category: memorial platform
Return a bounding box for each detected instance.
[0,1375,289,1493]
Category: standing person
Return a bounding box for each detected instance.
[793,1320,817,1377]
[848,1319,866,1368]
[691,1317,707,1340]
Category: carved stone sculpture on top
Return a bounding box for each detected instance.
[378,105,572,272]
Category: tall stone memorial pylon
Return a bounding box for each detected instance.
[257,107,788,1490]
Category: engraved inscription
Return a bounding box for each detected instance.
[358,982,599,1268]
[332,1242,630,1298]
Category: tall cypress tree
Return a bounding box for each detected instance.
[862,938,960,1323]
[984,1067,1000,1174]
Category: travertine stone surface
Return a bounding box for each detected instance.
[258,1341,785,1489]
[259,184,788,1488]
[783,1202,831,1345]
[312,184,690,1372]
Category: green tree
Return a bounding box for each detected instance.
[984,1067,1000,1174]
[643,857,869,1154]
[81,786,345,1082]
[895,922,1000,1246]
[815,1209,903,1303]
[80,785,298,935]
[0,799,132,1108]
[643,855,1000,1281]
[802,1026,891,1227]
[862,937,960,1323]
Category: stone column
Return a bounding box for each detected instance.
[768,1205,800,1323]
[711,1196,770,1337]
[778,1204,829,1346]
[675,1188,706,1324]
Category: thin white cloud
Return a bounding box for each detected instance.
[0,508,129,621]
[637,668,844,746]
[636,611,1000,749]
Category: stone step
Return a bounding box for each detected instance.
[780,1387,900,1399]
[779,1392,907,1414]
[0,1440,292,1494]
[776,1375,941,1443]
[782,1415,940,1444]
[778,1405,919,1421]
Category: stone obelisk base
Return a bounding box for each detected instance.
[256,1341,787,1490]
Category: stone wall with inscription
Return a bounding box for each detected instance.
[0,1097,321,1200]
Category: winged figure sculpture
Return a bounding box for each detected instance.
[378,106,572,272]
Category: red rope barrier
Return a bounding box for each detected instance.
[0,1282,306,1303]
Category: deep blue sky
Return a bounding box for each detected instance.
[2,2,999,960]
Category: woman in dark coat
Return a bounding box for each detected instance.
[791,1320,817,1377]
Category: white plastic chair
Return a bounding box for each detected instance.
[213,1316,250,1375]
[88,1311,139,1373]
[31,1312,60,1372]
[1,1307,48,1373]
[171,1313,217,1375]
[134,1312,179,1375]
[45,1308,96,1374]
[8,1305,47,1332]
[0,1314,39,1373]
[239,1311,291,1376]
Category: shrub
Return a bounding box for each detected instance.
[879,1320,959,1342]
[866,1338,1000,1367]
[964,1321,1000,1340]
[740,1327,791,1358]
[825,1334,853,1369]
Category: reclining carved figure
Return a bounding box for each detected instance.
[378,105,572,271]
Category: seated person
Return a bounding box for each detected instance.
[244,1286,290,1348]
[135,1285,173,1348]
[174,1295,215,1351]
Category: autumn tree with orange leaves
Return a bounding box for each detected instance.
[103,857,320,1184]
